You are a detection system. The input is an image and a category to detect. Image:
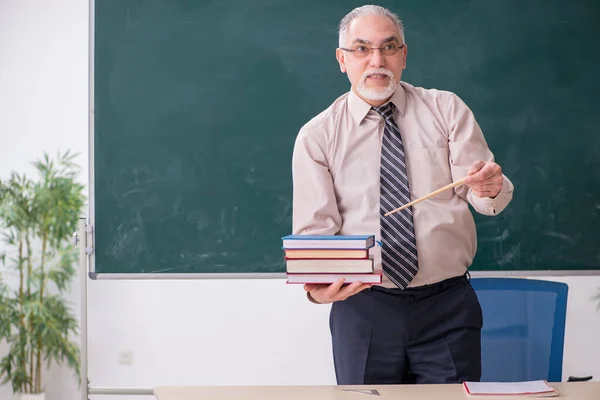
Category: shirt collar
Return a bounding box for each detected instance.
[348,83,407,124]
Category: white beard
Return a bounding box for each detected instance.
[356,68,398,101]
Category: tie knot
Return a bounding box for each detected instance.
[372,102,396,121]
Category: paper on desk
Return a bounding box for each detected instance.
[463,380,558,397]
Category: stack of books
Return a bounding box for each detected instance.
[281,234,382,284]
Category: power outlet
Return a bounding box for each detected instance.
[118,350,133,365]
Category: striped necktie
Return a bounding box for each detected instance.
[373,102,419,289]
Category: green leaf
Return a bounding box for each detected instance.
[0,150,84,393]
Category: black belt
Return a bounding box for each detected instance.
[371,272,469,296]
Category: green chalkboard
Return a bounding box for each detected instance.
[93,0,600,275]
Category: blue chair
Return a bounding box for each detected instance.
[470,278,568,382]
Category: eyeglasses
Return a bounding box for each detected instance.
[340,43,405,58]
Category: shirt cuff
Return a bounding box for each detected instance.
[469,174,514,216]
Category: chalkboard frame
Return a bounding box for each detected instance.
[88,0,600,279]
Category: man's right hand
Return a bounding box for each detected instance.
[304,278,373,304]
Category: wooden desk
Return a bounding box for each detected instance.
[154,382,600,400]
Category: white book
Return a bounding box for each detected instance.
[286,271,382,284]
[286,258,373,273]
[463,380,558,397]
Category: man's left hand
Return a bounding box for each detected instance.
[463,161,503,198]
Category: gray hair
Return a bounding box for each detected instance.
[338,5,405,48]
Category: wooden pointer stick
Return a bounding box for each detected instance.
[384,178,465,217]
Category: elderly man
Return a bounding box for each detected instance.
[291,5,514,385]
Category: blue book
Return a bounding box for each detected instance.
[281,234,375,249]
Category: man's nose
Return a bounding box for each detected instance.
[369,48,385,67]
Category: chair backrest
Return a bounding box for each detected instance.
[470,278,568,382]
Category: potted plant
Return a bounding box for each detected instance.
[0,151,84,399]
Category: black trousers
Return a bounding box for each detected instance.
[329,273,482,384]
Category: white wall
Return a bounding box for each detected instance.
[0,1,87,399]
[0,2,599,400]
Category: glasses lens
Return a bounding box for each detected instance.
[352,45,370,58]
[381,44,399,56]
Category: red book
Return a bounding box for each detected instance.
[284,248,369,259]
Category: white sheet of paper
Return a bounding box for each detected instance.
[463,380,558,397]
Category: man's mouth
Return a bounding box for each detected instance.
[367,74,389,79]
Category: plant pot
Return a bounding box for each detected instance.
[20,393,45,400]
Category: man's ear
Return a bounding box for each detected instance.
[402,43,408,70]
[335,48,346,73]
